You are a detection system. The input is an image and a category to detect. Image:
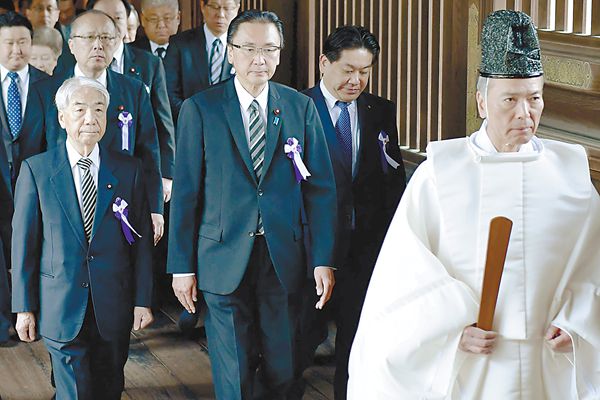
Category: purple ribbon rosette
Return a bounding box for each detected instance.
[112,197,142,245]
[284,137,311,183]
[378,131,401,172]
[118,111,133,151]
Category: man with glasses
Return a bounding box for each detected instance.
[31,10,164,246]
[168,10,337,400]
[132,0,180,57]
[24,0,60,29]
[163,0,239,125]
[0,11,48,348]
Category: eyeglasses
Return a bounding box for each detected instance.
[205,4,239,13]
[229,43,281,58]
[71,34,116,45]
[144,15,177,26]
[31,5,58,13]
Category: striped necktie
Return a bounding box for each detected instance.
[77,157,97,242]
[249,100,265,233]
[155,47,166,59]
[209,39,223,85]
[6,71,22,139]
[335,101,352,169]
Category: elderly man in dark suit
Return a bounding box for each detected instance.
[163,0,239,124]
[0,11,49,346]
[168,10,337,400]
[31,10,165,245]
[294,25,406,400]
[132,0,180,58]
[12,76,153,400]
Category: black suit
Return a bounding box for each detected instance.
[295,85,406,400]
[0,65,49,342]
[123,44,175,179]
[163,27,233,124]
[131,36,152,53]
[31,68,163,215]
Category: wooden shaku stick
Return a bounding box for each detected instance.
[477,216,513,331]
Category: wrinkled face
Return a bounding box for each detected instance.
[58,0,76,25]
[227,22,281,91]
[69,13,117,74]
[125,11,139,43]
[200,0,239,37]
[59,86,107,149]
[141,5,180,45]
[0,27,32,71]
[29,44,58,75]
[92,0,128,42]
[26,0,60,28]
[476,76,544,151]
[320,48,373,102]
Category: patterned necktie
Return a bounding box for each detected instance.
[249,100,265,233]
[209,39,223,85]
[155,47,166,59]
[335,101,353,168]
[77,158,97,242]
[7,71,22,139]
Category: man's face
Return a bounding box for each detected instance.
[59,86,107,149]
[69,14,117,74]
[476,76,544,151]
[0,27,32,71]
[58,0,76,25]
[30,44,58,75]
[227,22,281,91]
[200,0,239,37]
[319,48,373,102]
[92,0,128,42]
[125,11,138,43]
[26,0,60,28]
[141,5,180,45]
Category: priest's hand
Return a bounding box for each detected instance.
[16,312,37,342]
[133,307,154,331]
[459,325,498,354]
[162,178,173,203]
[545,325,573,353]
[151,213,165,245]
[314,266,335,310]
[173,275,198,314]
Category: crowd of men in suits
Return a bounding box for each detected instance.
[0,0,407,398]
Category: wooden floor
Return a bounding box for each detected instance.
[0,304,335,400]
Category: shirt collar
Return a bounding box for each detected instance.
[204,23,227,48]
[319,79,355,111]
[74,64,107,88]
[113,41,125,67]
[1,64,29,84]
[234,76,269,113]
[66,139,100,170]
[149,40,168,54]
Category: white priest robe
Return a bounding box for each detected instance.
[348,123,600,400]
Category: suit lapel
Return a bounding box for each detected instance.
[355,94,373,178]
[90,148,118,240]
[50,147,87,250]
[194,29,210,87]
[222,80,257,183]
[123,45,142,80]
[103,71,124,150]
[260,83,282,183]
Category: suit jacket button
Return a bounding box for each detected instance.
[258,190,264,196]
[88,255,94,261]
[81,282,89,288]
[248,232,255,237]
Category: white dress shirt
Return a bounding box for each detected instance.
[203,24,227,55]
[74,64,108,88]
[111,41,125,74]
[66,140,100,215]
[1,64,29,118]
[149,40,169,57]
[319,80,360,174]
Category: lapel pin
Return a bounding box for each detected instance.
[107,184,112,189]
[118,105,124,111]
[273,109,281,126]
[130,67,136,73]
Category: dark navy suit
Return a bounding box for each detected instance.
[296,85,406,400]
[11,145,152,399]
[167,79,337,399]
[0,65,49,342]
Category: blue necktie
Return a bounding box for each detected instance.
[7,71,22,139]
[335,101,352,168]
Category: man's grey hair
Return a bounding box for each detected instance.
[140,0,179,12]
[55,77,110,112]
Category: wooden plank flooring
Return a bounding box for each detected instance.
[0,305,334,400]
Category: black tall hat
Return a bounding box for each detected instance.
[480,10,543,78]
